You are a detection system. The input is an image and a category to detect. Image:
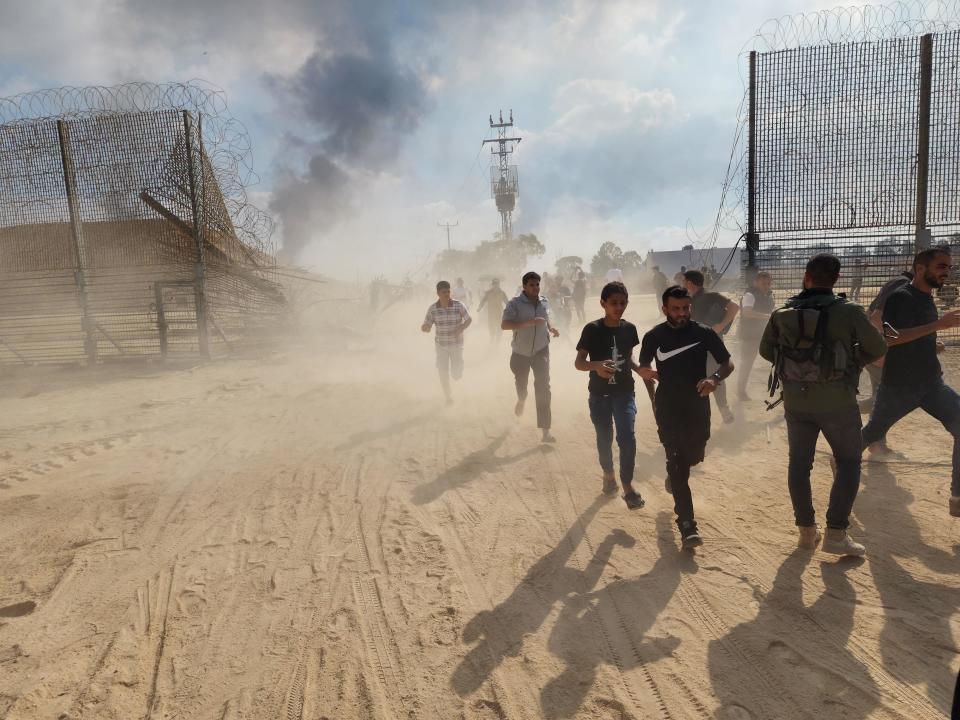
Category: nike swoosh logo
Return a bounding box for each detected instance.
[656,342,700,362]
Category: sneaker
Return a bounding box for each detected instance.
[623,490,645,510]
[679,521,702,549]
[541,431,556,444]
[798,524,822,549]
[719,406,735,424]
[822,528,865,557]
[602,471,617,495]
[950,496,960,518]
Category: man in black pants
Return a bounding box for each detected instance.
[637,285,734,549]
[760,254,886,555]
[863,247,960,516]
[684,270,739,423]
[502,272,560,443]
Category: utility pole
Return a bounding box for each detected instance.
[437,220,459,250]
[483,109,521,242]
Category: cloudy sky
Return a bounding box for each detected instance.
[0,0,858,278]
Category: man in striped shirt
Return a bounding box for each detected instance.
[422,280,472,404]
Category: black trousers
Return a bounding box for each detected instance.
[785,405,863,529]
[657,400,709,527]
[510,348,551,429]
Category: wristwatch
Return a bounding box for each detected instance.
[710,372,723,384]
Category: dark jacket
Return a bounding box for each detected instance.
[759,288,887,412]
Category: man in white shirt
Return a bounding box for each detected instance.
[451,277,471,309]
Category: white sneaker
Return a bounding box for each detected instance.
[822,528,865,557]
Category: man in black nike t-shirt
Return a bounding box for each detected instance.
[637,285,735,549]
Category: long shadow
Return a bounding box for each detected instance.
[539,511,694,719]
[334,410,437,450]
[856,462,960,711]
[451,493,622,697]
[708,549,880,719]
[412,431,546,505]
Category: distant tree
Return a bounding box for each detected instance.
[555,255,583,279]
[590,242,624,277]
[622,250,644,273]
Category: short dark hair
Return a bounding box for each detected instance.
[662,285,690,306]
[600,281,628,301]
[913,245,951,270]
[522,271,541,285]
[805,254,841,287]
[683,270,705,287]
[436,280,450,291]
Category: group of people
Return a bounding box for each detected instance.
[421,247,960,551]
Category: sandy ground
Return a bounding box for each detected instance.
[1,294,958,720]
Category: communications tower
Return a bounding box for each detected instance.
[483,110,521,242]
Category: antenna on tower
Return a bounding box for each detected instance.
[483,109,521,242]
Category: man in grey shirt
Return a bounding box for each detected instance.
[502,271,560,442]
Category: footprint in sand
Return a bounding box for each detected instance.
[0,601,36,618]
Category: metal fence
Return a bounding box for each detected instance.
[744,27,960,336]
[0,101,284,366]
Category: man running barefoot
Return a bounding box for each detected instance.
[575,281,644,509]
[637,286,734,549]
[421,280,471,403]
[862,247,960,516]
[502,272,559,443]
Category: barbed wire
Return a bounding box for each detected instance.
[0,80,274,255]
[704,0,960,267]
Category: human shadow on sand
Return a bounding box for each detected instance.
[856,461,960,712]
[452,499,691,719]
[539,512,693,718]
[708,549,879,719]
[411,431,547,505]
[335,410,437,451]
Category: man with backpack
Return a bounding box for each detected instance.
[759,254,886,555]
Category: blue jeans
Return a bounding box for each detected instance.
[863,378,960,495]
[588,392,637,488]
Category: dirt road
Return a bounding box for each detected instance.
[1,298,958,719]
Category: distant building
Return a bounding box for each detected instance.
[641,245,743,285]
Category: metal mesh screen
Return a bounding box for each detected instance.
[747,28,960,341]
[754,36,921,233]
[0,107,284,366]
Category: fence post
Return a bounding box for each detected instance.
[56,119,98,365]
[915,33,934,252]
[746,50,760,271]
[182,110,210,358]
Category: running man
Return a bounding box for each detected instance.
[737,271,774,400]
[477,279,509,343]
[451,277,472,309]
[421,280,472,404]
[637,285,734,549]
[862,247,960,516]
[684,270,739,423]
[575,281,644,509]
[502,271,559,443]
[760,254,886,555]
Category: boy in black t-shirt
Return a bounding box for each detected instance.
[637,286,735,548]
[575,282,644,509]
